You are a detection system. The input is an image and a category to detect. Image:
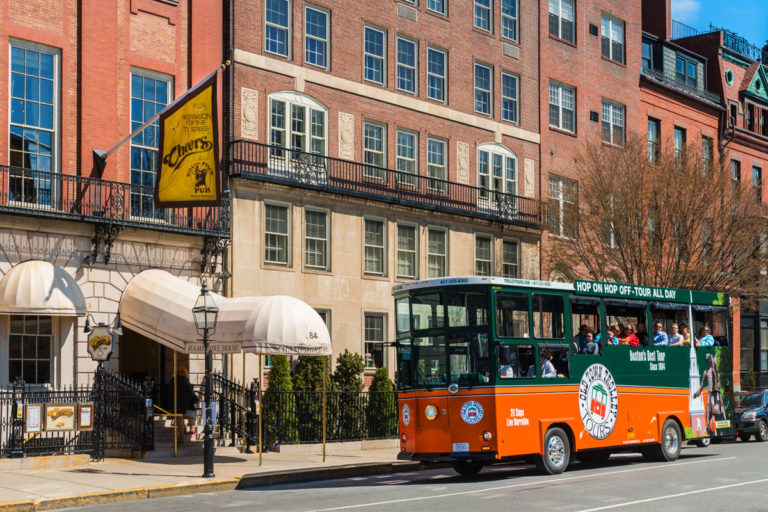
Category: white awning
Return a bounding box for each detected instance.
[119,270,331,355]
[0,260,86,316]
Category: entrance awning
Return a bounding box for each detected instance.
[119,270,331,355]
[0,260,86,316]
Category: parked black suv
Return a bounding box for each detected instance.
[734,390,768,442]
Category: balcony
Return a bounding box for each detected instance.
[0,165,229,237]
[640,67,722,106]
[229,140,546,229]
[672,20,765,64]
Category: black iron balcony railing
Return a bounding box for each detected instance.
[671,20,765,64]
[229,140,546,228]
[0,165,229,237]
[641,67,722,105]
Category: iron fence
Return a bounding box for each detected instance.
[230,140,546,229]
[641,67,722,105]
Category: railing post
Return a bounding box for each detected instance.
[142,376,154,452]
[9,377,25,458]
[92,363,106,461]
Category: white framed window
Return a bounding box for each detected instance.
[548,175,578,239]
[363,121,386,180]
[502,239,519,278]
[397,223,418,279]
[549,0,575,43]
[305,208,329,270]
[364,313,387,368]
[396,129,418,187]
[396,37,417,94]
[364,26,386,85]
[601,100,625,146]
[477,143,517,201]
[265,0,291,58]
[364,218,387,275]
[501,72,519,124]
[130,68,172,219]
[676,54,697,87]
[427,47,447,102]
[305,5,329,69]
[427,136,447,193]
[501,0,518,41]
[8,315,53,384]
[549,81,575,132]
[427,228,448,277]
[475,235,493,276]
[9,40,59,207]
[601,14,625,64]
[474,0,492,32]
[427,0,445,15]
[268,92,327,160]
[265,202,291,265]
[475,63,492,115]
[674,126,686,158]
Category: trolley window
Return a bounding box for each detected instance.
[446,291,488,327]
[497,343,536,379]
[693,306,729,346]
[533,294,565,339]
[449,333,490,385]
[495,292,530,338]
[411,293,445,330]
[396,297,410,334]
[413,336,447,386]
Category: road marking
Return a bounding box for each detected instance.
[574,477,768,511]
[307,457,736,512]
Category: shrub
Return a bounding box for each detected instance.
[332,350,366,440]
[366,367,397,438]
[292,356,338,442]
[261,355,297,445]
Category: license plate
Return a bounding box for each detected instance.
[452,443,469,452]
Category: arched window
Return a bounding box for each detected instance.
[268,91,328,160]
[477,143,517,200]
[549,262,576,283]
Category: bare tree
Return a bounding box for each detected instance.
[545,133,768,302]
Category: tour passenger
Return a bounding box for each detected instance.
[541,350,557,378]
[668,323,684,346]
[604,328,619,345]
[696,326,716,347]
[680,322,692,346]
[636,322,650,346]
[583,331,600,354]
[620,324,640,347]
[498,346,517,378]
[573,324,600,354]
[652,321,669,346]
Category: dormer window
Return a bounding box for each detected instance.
[675,55,696,88]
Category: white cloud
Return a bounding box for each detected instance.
[672,0,701,24]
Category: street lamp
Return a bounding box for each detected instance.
[193,280,218,478]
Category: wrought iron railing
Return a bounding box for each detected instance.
[210,372,259,450]
[670,19,700,40]
[0,165,229,237]
[230,140,546,228]
[671,20,764,64]
[641,67,722,105]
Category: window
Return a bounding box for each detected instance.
[601,100,625,146]
[495,291,529,338]
[501,0,518,41]
[364,218,386,275]
[642,40,653,71]
[601,15,625,64]
[396,129,418,187]
[674,126,686,158]
[478,144,517,201]
[9,316,52,384]
[676,55,697,87]
[427,228,447,277]
[549,0,575,43]
[265,0,291,57]
[305,209,328,269]
[304,6,329,68]
[647,118,660,162]
[475,63,492,115]
[549,82,575,132]
[475,236,493,276]
[427,47,446,102]
[427,0,445,15]
[397,224,418,279]
[501,72,519,123]
[364,26,386,85]
[427,136,447,193]
[548,175,577,238]
[702,136,713,173]
[396,37,417,94]
[502,240,519,278]
[130,69,171,218]
[474,0,492,32]
[265,203,290,265]
[268,92,327,160]
[731,159,741,198]
[364,121,386,180]
[533,294,565,339]
[754,166,762,204]
[364,314,387,368]
[9,42,58,206]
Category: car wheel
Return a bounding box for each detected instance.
[739,434,752,442]
[535,427,571,475]
[693,437,711,448]
[757,421,768,442]
[451,461,484,476]
[645,419,682,461]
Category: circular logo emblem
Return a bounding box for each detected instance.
[578,364,618,439]
[402,404,411,426]
[425,404,438,421]
[460,401,484,424]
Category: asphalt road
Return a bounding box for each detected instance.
[71,440,768,512]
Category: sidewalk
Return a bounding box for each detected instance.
[0,441,422,511]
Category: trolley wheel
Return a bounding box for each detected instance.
[535,427,571,475]
[451,461,484,476]
[644,419,682,462]
[693,437,711,448]
[757,421,768,442]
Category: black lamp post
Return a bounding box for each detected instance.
[193,280,219,478]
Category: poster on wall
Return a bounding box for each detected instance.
[78,403,94,431]
[44,404,76,432]
[25,404,43,433]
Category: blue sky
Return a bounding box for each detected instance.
[672,0,768,49]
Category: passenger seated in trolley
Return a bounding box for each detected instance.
[573,324,600,354]
[498,345,519,378]
[541,350,557,378]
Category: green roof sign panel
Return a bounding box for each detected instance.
[574,280,727,306]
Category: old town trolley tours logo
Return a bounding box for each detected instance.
[578,364,618,439]
[460,400,484,424]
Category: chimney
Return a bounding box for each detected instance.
[642,0,672,41]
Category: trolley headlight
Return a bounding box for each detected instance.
[401,433,407,443]
[425,404,438,421]
[483,431,493,441]
[743,410,757,421]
